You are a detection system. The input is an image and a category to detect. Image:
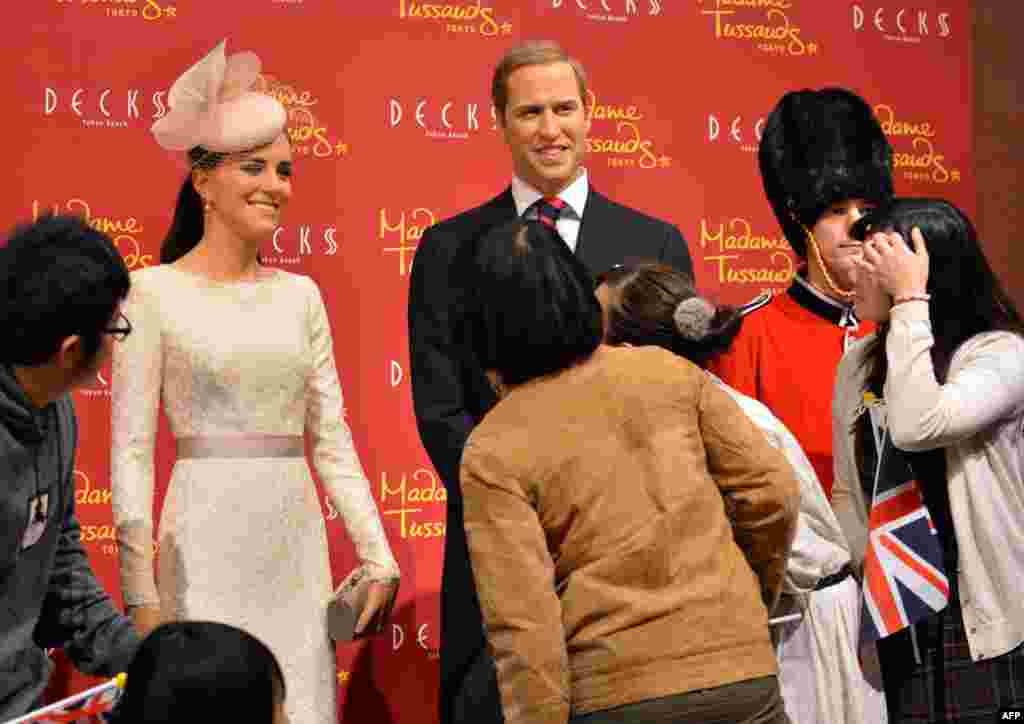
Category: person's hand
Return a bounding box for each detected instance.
[859,227,929,300]
[354,580,398,638]
[129,605,163,639]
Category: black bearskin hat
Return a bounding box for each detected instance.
[759,87,894,258]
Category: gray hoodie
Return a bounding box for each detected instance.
[0,364,139,718]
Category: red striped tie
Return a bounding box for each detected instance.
[531,197,567,230]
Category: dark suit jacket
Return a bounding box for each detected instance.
[407,186,692,724]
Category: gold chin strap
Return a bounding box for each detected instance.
[802,223,856,302]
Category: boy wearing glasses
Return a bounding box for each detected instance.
[0,214,140,719]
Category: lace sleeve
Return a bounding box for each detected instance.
[111,272,163,607]
[304,278,399,582]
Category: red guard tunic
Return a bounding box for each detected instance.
[708,274,875,500]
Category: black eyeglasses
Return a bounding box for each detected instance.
[105,311,132,341]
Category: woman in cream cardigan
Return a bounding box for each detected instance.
[833,198,1024,722]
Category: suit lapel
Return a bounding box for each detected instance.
[483,187,517,227]
[576,189,621,276]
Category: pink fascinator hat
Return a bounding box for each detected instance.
[151,39,287,153]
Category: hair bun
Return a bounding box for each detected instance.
[673,296,715,341]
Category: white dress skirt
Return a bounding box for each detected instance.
[111,265,399,724]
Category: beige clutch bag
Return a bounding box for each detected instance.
[327,569,398,642]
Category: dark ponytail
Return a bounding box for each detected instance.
[160,147,226,264]
[601,263,743,368]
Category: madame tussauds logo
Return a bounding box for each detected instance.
[31,199,153,271]
[397,0,513,37]
[30,197,150,400]
[259,75,349,159]
[42,87,168,128]
[585,90,672,170]
[875,104,961,185]
[853,5,952,43]
[70,469,161,557]
[71,470,117,556]
[549,0,663,22]
[387,98,498,139]
[698,0,820,57]
[380,469,447,540]
[700,216,795,292]
[55,0,178,22]
[380,207,437,276]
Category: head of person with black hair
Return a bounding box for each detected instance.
[849,196,1024,393]
[595,263,741,368]
[454,224,798,724]
[112,621,288,724]
[0,213,131,406]
[455,217,603,394]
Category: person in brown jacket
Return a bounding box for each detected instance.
[455,218,800,724]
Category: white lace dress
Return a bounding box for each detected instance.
[111,265,399,724]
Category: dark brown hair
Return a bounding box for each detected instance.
[160,146,227,264]
[600,263,743,367]
[491,40,588,123]
[851,197,1024,398]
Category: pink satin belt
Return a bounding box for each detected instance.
[176,435,304,459]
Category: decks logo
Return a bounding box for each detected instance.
[852,5,952,44]
[697,0,820,58]
[76,364,111,399]
[390,622,438,659]
[262,224,340,266]
[549,0,663,23]
[397,0,513,37]
[387,98,499,140]
[706,113,767,153]
[42,86,168,129]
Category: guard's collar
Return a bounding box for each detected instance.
[788,272,860,328]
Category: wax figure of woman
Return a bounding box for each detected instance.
[110,40,399,724]
[457,220,799,724]
[596,263,887,724]
[833,198,1024,722]
[112,621,288,724]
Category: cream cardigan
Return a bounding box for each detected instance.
[832,300,1024,663]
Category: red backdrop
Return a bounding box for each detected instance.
[6,2,972,722]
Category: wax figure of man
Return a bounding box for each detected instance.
[0,214,140,719]
[709,87,892,501]
[408,39,693,724]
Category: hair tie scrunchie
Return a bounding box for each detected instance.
[673,296,716,341]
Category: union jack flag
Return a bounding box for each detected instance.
[861,402,950,642]
[10,675,124,724]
